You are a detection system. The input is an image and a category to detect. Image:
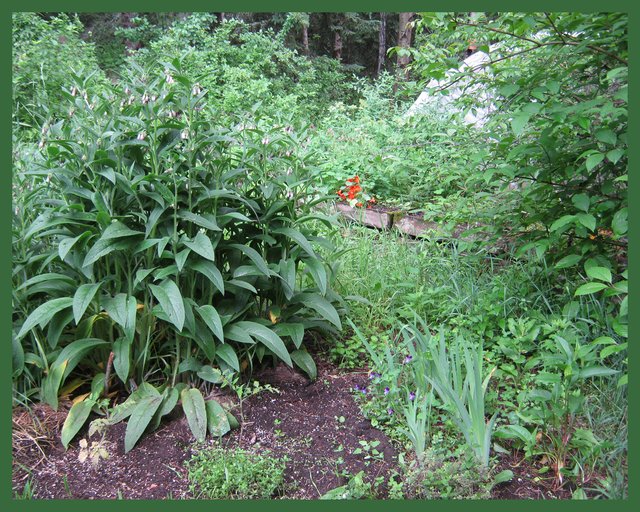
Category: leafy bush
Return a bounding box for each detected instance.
[12,13,107,134]
[137,16,354,123]
[13,58,344,449]
[186,446,286,499]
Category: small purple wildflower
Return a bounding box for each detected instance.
[384,387,390,395]
[403,355,413,364]
[354,384,361,392]
[387,408,394,415]
[369,371,381,380]
[361,388,367,395]
[409,391,416,401]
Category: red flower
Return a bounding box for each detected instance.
[356,202,363,207]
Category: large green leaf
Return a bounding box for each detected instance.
[192,260,225,295]
[113,337,131,383]
[184,232,216,262]
[17,297,74,340]
[612,208,628,236]
[101,221,144,240]
[47,309,74,349]
[574,282,608,296]
[73,283,102,325]
[181,388,207,442]
[124,394,163,453]
[178,210,221,231]
[102,294,137,341]
[302,257,327,295]
[272,227,316,258]
[216,343,240,372]
[205,399,231,436]
[233,321,292,367]
[82,238,134,267]
[196,305,224,342]
[42,338,108,410]
[228,244,271,276]
[197,365,224,384]
[290,349,317,380]
[61,397,96,449]
[274,323,304,348]
[294,293,342,329]
[224,323,255,345]
[108,383,160,424]
[149,280,185,331]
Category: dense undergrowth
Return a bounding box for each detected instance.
[13,12,627,499]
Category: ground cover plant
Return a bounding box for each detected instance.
[12,11,627,500]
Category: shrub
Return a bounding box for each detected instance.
[13,58,344,449]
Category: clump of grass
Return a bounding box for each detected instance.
[186,445,286,499]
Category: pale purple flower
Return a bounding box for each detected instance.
[403,355,413,364]
[409,391,416,401]
[384,387,390,395]
[388,408,394,415]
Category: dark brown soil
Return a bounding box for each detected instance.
[12,354,575,500]
[12,358,399,500]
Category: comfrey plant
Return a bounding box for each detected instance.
[13,57,344,451]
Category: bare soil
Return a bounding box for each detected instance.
[12,352,572,500]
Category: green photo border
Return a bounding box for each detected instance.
[3,1,635,510]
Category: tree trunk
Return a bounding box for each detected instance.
[333,30,343,62]
[396,12,414,78]
[302,19,309,55]
[377,12,387,76]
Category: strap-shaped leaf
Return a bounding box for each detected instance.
[291,349,317,380]
[192,260,225,295]
[82,238,134,267]
[113,337,131,383]
[61,397,96,449]
[42,338,108,410]
[149,280,185,331]
[233,321,292,367]
[206,399,231,436]
[302,257,327,295]
[47,308,74,349]
[102,294,137,341]
[196,305,224,342]
[273,323,304,348]
[228,243,271,276]
[181,388,207,442]
[224,323,255,345]
[73,283,102,325]
[216,343,240,372]
[197,365,224,384]
[178,210,221,231]
[17,297,74,340]
[101,220,144,240]
[293,293,342,329]
[272,227,316,258]
[124,394,163,452]
[184,232,216,262]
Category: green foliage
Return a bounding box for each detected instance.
[186,446,286,499]
[12,13,107,133]
[410,12,627,366]
[310,75,484,206]
[13,58,344,449]
[402,446,492,500]
[137,16,354,123]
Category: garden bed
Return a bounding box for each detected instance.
[12,355,399,499]
[13,349,574,500]
[334,203,483,241]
